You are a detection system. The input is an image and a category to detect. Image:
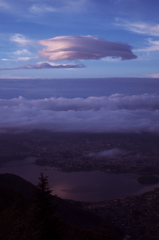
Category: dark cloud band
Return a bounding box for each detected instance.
[0,62,85,71]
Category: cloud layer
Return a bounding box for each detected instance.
[1,94,159,133]
[38,36,137,61]
[5,34,136,71]
[0,62,85,70]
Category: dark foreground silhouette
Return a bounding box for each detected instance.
[0,173,122,240]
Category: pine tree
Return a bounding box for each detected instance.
[33,173,62,240]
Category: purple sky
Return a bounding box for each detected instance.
[0,0,159,79]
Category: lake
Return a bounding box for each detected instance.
[0,157,159,202]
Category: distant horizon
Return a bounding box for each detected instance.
[1,77,159,134]
[0,0,159,79]
[1,76,159,80]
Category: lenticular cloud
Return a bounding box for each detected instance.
[0,94,159,133]
[0,62,85,71]
[38,36,137,61]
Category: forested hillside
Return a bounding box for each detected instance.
[0,173,121,240]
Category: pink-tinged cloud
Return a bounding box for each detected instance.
[0,62,85,70]
[147,73,159,78]
[38,36,137,61]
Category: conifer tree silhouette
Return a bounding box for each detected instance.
[34,173,62,240]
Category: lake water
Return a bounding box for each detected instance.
[0,157,159,202]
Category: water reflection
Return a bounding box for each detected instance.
[1,157,159,202]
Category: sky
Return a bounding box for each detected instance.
[0,0,159,79]
[1,0,159,134]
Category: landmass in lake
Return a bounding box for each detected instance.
[1,130,159,174]
[138,175,159,185]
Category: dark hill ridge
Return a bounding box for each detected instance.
[0,173,35,197]
[0,173,103,229]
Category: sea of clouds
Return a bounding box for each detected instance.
[0,93,159,133]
